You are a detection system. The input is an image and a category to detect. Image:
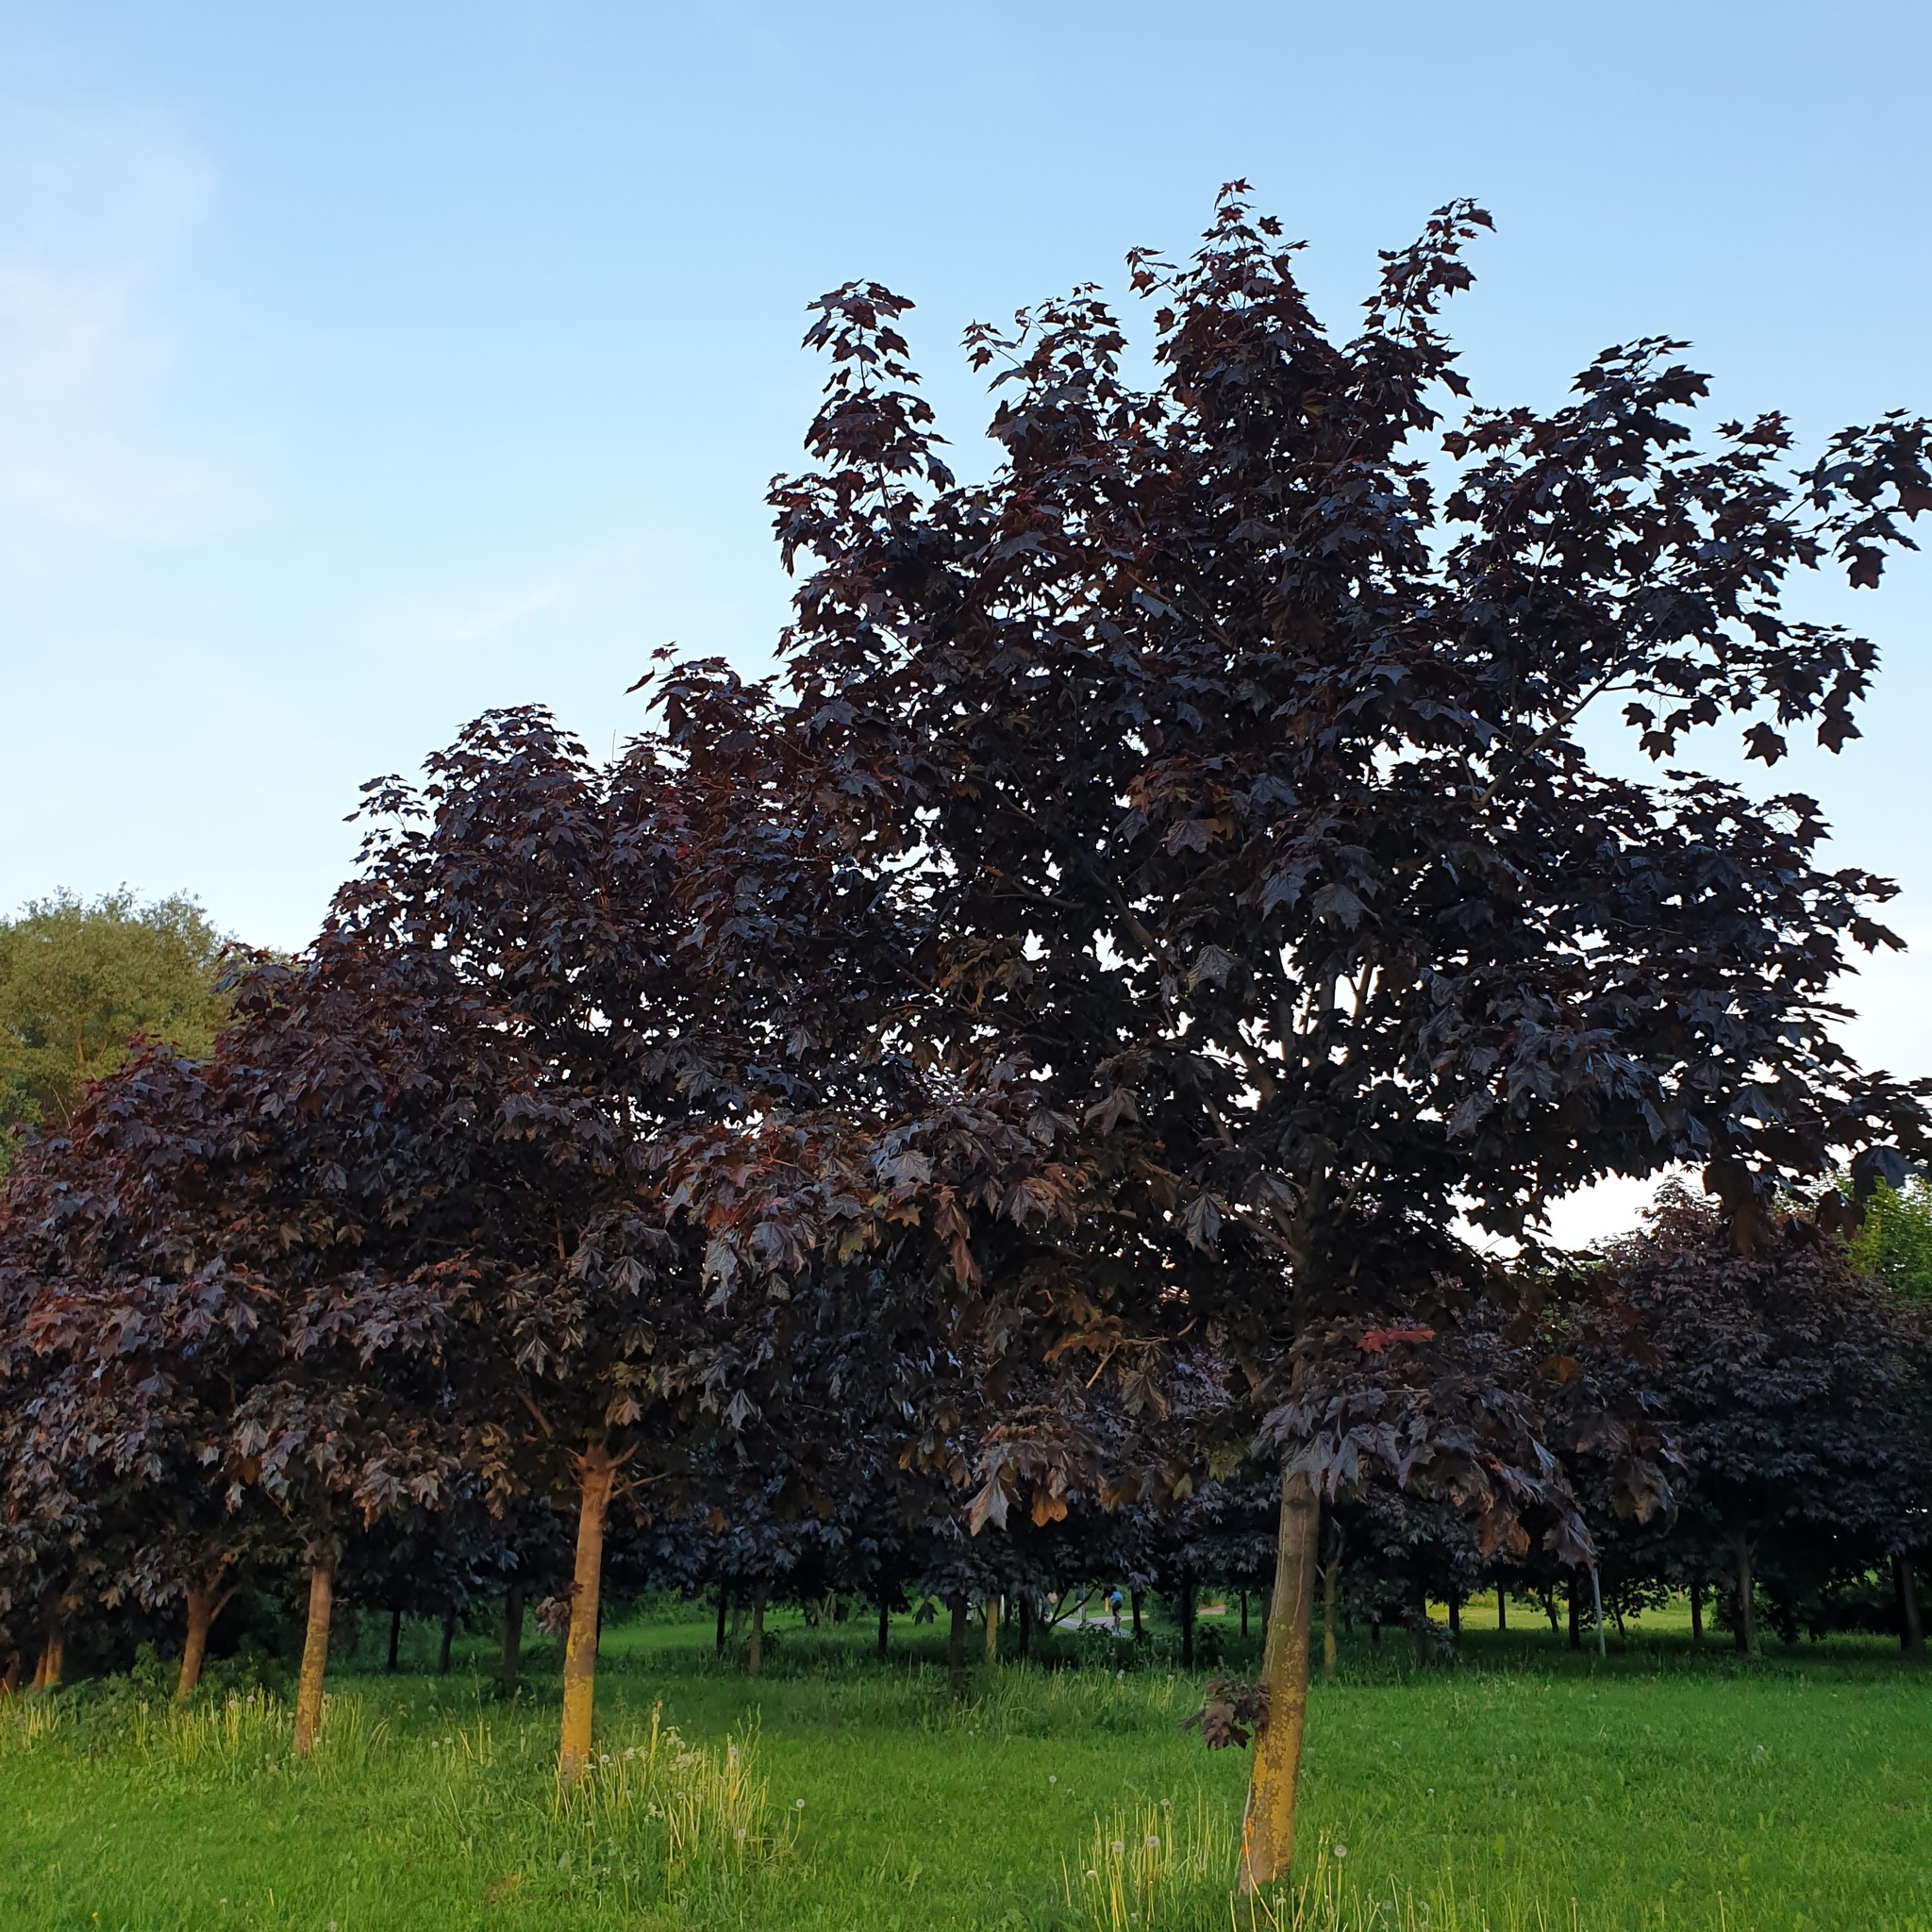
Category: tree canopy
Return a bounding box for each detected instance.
[1,187,1929,1887]
[0,891,230,1174]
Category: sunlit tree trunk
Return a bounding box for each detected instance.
[35,1599,66,1692]
[33,1608,63,1691]
[499,1584,524,1698]
[1731,1531,1757,1658]
[557,1442,617,1785]
[1237,1466,1317,1892]
[176,1580,230,1702]
[292,1557,335,1755]
[984,1593,1001,1663]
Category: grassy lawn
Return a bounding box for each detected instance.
[1,1601,1926,1931]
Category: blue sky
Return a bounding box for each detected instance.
[3,2,1927,1232]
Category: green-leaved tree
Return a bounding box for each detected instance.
[1852,1177,1932,1304]
[0,891,230,1172]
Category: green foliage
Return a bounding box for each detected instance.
[1851,1178,1932,1305]
[0,888,230,1172]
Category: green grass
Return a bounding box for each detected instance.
[1,1601,1927,1931]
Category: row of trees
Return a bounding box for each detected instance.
[5,187,1931,1886]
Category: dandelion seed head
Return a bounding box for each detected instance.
[1145,1834,1159,1848]
[1333,1844,1349,1859]
[795,1798,806,1809]
[1110,1840,1124,1855]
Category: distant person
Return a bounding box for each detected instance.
[1108,1589,1124,1632]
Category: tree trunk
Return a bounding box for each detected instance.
[1408,1584,1431,1670]
[1542,1588,1559,1636]
[1016,1592,1033,1658]
[1240,1590,1249,1640]
[1893,1552,1925,1662]
[176,1581,225,1702]
[34,1609,63,1691]
[947,1593,968,1694]
[1320,1554,1338,1683]
[1689,1578,1704,1644]
[498,1584,525,1698]
[1567,1580,1582,1651]
[1497,1589,1507,1632]
[0,1651,18,1697]
[1179,1574,1197,1670]
[1130,1590,1144,1640]
[717,1585,731,1657]
[438,1607,457,1674]
[1369,1613,1380,1649]
[875,1591,890,1661]
[1731,1531,1757,1658]
[292,1558,335,1756]
[1238,1467,1318,1891]
[1447,1594,1461,1644]
[984,1593,1001,1663]
[386,1607,402,1674]
[557,1442,617,1785]
[746,1590,766,1677]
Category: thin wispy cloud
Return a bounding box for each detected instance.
[432,583,562,644]
[0,102,238,547]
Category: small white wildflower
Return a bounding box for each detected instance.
[1110,1840,1124,1856]
[795,1798,806,1809]
[1333,1844,1348,1859]
[735,1827,748,1841]
[599,1753,611,1764]
[1048,1774,1058,1784]
[1144,1834,1159,1848]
